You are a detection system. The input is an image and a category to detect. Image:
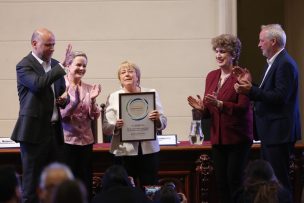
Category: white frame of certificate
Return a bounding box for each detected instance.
[119,92,156,142]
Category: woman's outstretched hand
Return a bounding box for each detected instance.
[187,95,204,110]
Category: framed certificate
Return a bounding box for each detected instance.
[119,92,156,142]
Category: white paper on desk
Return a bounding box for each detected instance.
[157,134,177,146]
[253,140,261,144]
[0,138,20,148]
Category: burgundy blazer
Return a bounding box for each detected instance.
[202,68,253,145]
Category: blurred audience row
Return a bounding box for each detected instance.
[0,163,187,203]
[1,159,299,203]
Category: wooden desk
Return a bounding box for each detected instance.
[1,142,303,203]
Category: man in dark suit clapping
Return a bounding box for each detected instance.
[11,28,70,203]
[234,24,301,193]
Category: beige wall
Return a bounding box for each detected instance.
[0,0,236,142]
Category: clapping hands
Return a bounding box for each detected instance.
[187,95,204,110]
[90,84,102,101]
[232,66,252,82]
[56,86,70,106]
[232,66,253,95]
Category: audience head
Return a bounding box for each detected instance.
[244,159,277,184]
[0,165,21,203]
[31,28,55,63]
[38,162,74,203]
[211,34,241,66]
[101,165,133,191]
[117,61,141,88]
[242,159,281,203]
[153,182,183,203]
[51,180,87,203]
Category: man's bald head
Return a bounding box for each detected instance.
[31,28,55,62]
[31,28,53,43]
[38,163,74,203]
[39,162,74,189]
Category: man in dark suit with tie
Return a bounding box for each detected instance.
[11,28,70,203]
[234,24,301,193]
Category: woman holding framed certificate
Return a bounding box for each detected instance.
[102,61,167,187]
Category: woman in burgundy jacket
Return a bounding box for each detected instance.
[188,34,253,203]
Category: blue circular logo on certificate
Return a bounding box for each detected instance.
[126,98,149,120]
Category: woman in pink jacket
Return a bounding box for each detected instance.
[60,50,101,198]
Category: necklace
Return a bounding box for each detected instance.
[215,73,231,96]
[219,73,230,86]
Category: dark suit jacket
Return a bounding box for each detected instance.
[202,68,253,145]
[11,52,66,144]
[249,50,301,145]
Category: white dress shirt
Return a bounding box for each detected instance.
[31,52,59,121]
[259,48,284,87]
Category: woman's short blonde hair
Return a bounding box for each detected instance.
[117,61,141,87]
[211,34,241,65]
[65,51,88,66]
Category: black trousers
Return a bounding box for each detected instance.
[261,142,294,193]
[63,143,93,199]
[20,122,63,203]
[212,143,252,203]
[113,147,160,187]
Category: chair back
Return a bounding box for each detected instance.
[100,103,112,143]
